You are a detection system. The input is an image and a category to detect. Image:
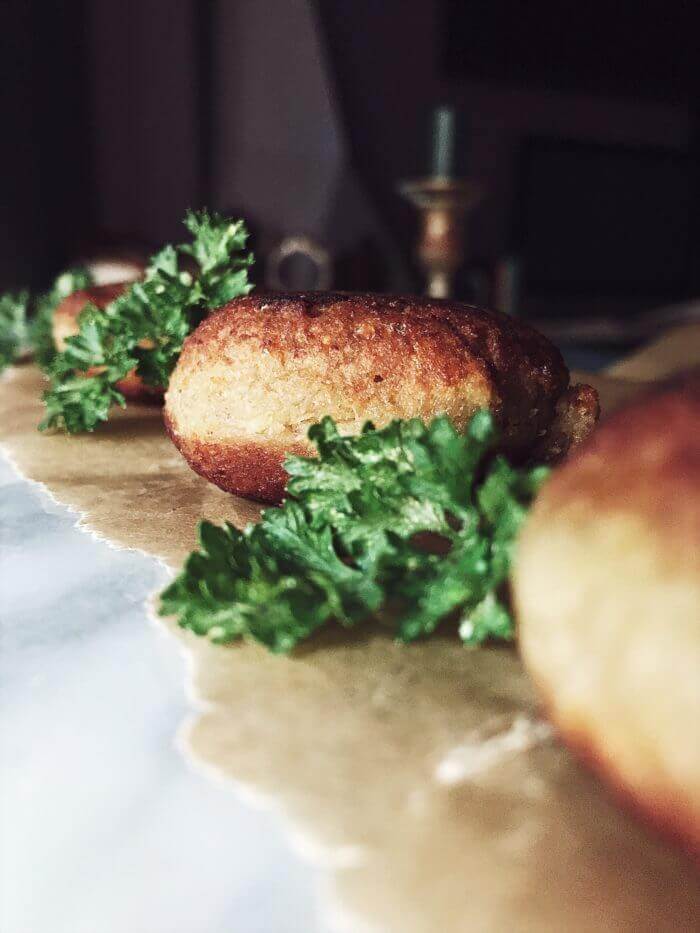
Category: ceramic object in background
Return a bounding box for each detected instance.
[266,236,333,291]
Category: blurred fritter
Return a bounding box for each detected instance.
[515,371,700,860]
[52,283,163,403]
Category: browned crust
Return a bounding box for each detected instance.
[163,410,312,503]
[53,282,164,405]
[181,292,592,458]
[537,382,600,460]
[536,369,700,562]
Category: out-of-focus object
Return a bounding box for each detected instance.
[515,369,700,860]
[52,284,125,353]
[53,283,162,403]
[431,106,456,179]
[606,322,700,382]
[492,256,521,316]
[532,301,700,347]
[398,178,481,299]
[266,236,332,291]
[398,105,481,299]
[569,322,700,416]
[79,253,146,287]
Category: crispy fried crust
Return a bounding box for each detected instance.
[165,292,598,501]
[52,283,163,403]
[515,371,700,861]
[164,410,312,503]
[534,371,700,547]
[533,383,600,461]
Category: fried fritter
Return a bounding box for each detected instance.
[164,292,598,502]
[515,371,700,860]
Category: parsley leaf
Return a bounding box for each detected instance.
[31,268,93,371]
[180,210,254,308]
[38,305,135,433]
[40,210,253,433]
[160,411,548,652]
[0,291,30,372]
[0,268,94,374]
[39,373,127,434]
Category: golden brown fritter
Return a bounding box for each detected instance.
[52,283,163,403]
[164,291,598,502]
[514,371,700,861]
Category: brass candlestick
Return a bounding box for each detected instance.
[398,177,481,299]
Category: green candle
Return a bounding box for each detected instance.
[432,106,455,178]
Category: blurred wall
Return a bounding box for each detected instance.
[1,0,695,300]
[84,0,408,289]
[318,0,693,267]
[448,84,691,264]
[213,0,408,289]
[88,0,201,245]
[0,0,94,289]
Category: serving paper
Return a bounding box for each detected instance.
[2,326,699,932]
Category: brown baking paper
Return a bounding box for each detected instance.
[2,326,700,932]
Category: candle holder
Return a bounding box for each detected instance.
[398,177,481,299]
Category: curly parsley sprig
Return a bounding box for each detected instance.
[0,269,92,374]
[160,411,549,653]
[40,210,253,433]
[32,269,94,371]
[0,291,30,372]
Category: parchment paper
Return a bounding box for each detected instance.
[2,326,699,932]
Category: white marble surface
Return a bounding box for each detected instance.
[0,454,332,933]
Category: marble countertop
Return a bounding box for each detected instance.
[0,454,333,933]
[0,346,620,933]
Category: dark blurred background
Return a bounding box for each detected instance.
[1,0,698,346]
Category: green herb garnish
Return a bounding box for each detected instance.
[0,291,30,372]
[0,269,93,374]
[32,268,94,371]
[40,210,253,433]
[160,411,548,653]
